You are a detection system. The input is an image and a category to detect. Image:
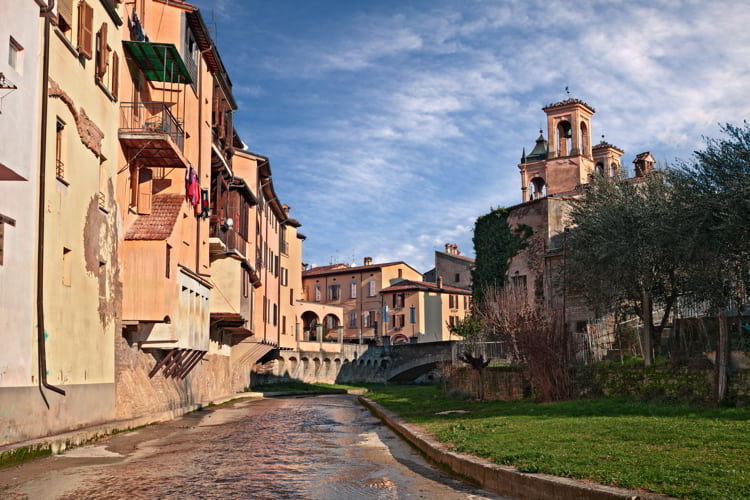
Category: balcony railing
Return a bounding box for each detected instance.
[119,101,184,152]
[209,219,247,257]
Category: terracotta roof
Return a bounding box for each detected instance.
[380,279,471,295]
[125,194,184,241]
[592,141,624,154]
[303,261,422,278]
[542,98,595,113]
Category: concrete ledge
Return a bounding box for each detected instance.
[256,388,368,397]
[0,391,262,466]
[358,396,670,500]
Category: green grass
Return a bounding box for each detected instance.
[250,380,370,393]
[365,384,750,500]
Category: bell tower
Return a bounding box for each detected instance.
[541,98,596,195]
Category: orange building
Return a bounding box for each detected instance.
[380,278,471,343]
[302,259,422,343]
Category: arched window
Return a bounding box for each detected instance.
[580,121,588,155]
[595,162,604,175]
[609,162,618,178]
[529,177,546,200]
[556,121,572,156]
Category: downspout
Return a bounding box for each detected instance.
[37,0,65,401]
[195,51,202,273]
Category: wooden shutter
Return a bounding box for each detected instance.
[78,1,94,59]
[59,0,73,27]
[97,23,110,78]
[111,51,119,99]
[137,168,153,215]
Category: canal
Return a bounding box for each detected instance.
[0,395,507,499]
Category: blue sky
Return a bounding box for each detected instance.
[192,0,750,272]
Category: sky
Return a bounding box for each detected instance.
[192,0,750,272]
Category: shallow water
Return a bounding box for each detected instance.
[0,395,507,499]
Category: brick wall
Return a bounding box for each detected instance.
[114,334,236,420]
[446,366,527,401]
[572,362,750,406]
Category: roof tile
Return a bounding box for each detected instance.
[125,194,184,241]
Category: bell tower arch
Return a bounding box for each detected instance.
[541,98,596,195]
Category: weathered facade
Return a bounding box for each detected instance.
[1,0,124,444]
[507,97,654,333]
[423,243,474,291]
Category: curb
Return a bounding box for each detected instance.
[252,388,369,397]
[0,391,262,467]
[358,396,669,500]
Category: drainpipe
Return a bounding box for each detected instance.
[195,53,202,273]
[37,0,65,402]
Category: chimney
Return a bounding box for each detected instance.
[455,244,460,256]
[282,204,290,215]
[363,256,372,266]
[437,276,443,288]
[445,243,451,253]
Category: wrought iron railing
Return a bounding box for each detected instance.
[55,159,64,179]
[119,101,184,152]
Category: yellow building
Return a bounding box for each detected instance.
[302,259,422,343]
[0,0,125,445]
[380,278,471,343]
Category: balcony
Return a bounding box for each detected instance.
[209,219,247,258]
[119,101,188,168]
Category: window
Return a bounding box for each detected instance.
[242,268,248,298]
[165,244,171,279]
[399,315,405,328]
[349,311,356,328]
[281,267,287,286]
[393,293,404,309]
[95,24,109,83]
[62,248,72,286]
[262,296,267,322]
[463,295,468,310]
[398,269,402,278]
[274,255,279,278]
[409,306,416,324]
[455,273,460,283]
[98,160,107,209]
[77,1,94,60]
[349,280,357,298]
[368,280,376,297]
[328,284,340,301]
[58,0,73,41]
[55,119,65,180]
[8,37,23,73]
[364,311,373,328]
[137,168,153,215]
[290,288,294,306]
[272,304,277,326]
[282,315,286,335]
[315,283,321,302]
[393,314,404,328]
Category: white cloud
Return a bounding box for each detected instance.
[227,0,750,270]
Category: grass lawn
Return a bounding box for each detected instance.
[366,384,750,500]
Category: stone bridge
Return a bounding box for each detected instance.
[253,340,459,385]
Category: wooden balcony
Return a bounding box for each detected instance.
[209,219,247,258]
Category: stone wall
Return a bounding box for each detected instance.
[114,334,236,420]
[445,366,527,401]
[572,362,750,406]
